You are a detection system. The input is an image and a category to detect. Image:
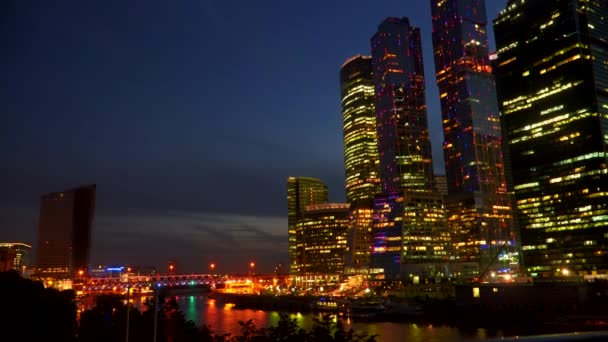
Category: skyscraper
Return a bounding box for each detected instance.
[340,55,380,274]
[431,0,518,276]
[287,177,328,275]
[371,17,434,194]
[369,18,450,279]
[340,55,380,205]
[493,0,608,276]
[36,184,96,278]
[295,203,350,285]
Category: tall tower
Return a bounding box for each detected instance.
[431,0,506,195]
[340,55,380,205]
[340,55,380,275]
[287,177,328,275]
[369,18,449,279]
[371,18,434,194]
[494,0,608,277]
[36,184,96,279]
[430,0,518,277]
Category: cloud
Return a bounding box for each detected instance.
[92,209,287,272]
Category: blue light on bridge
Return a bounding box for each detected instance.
[106,266,125,272]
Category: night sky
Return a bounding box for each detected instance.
[0,0,507,273]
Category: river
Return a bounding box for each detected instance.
[175,295,512,342]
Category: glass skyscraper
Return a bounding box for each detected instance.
[36,184,96,279]
[369,18,450,279]
[340,55,380,205]
[340,55,380,275]
[371,17,434,194]
[431,0,518,277]
[493,0,608,276]
[287,177,328,275]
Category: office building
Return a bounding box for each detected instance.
[344,205,374,274]
[287,177,328,274]
[371,17,435,194]
[295,203,349,285]
[368,17,450,279]
[431,0,518,276]
[340,55,381,205]
[340,55,380,275]
[371,192,451,279]
[493,0,608,276]
[36,184,96,278]
[0,242,31,275]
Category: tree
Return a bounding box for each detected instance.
[0,271,77,342]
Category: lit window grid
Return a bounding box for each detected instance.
[340,56,382,204]
[295,208,349,276]
[287,178,329,275]
[371,19,435,194]
[493,0,608,275]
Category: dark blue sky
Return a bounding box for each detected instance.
[0,0,507,273]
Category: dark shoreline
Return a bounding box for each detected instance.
[209,292,608,338]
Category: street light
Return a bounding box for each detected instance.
[209,263,216,274]
[249,262,255,277]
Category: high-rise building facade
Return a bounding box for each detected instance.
[369,17,449,279]
[371,191,451,279]
[431,0,518,276]
[340,55,381,205]
[287,177,329,275]
[345,206,374,274]
[434,174,448,196]
[36,184,96,278]
[0,242,31,275]
[371,17,435,194]
[493,0,608,276]
[295,203,349,285]
[340,55,380,275]
[431,0,507,195]
[370,193,404,277]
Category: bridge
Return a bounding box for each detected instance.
[78,273,290,296]
[82,274,220,294]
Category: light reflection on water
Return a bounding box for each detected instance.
[175,295,492,342]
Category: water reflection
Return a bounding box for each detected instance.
[176,295,496,342]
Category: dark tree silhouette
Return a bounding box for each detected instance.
[0,271,77,342]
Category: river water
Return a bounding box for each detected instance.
[175,295,507,342]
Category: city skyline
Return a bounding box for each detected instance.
[1,0,507,273]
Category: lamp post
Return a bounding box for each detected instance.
[249,261,255,277]
[209,263,215,275]
[153,282,159,342]
[125,281,131,342]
